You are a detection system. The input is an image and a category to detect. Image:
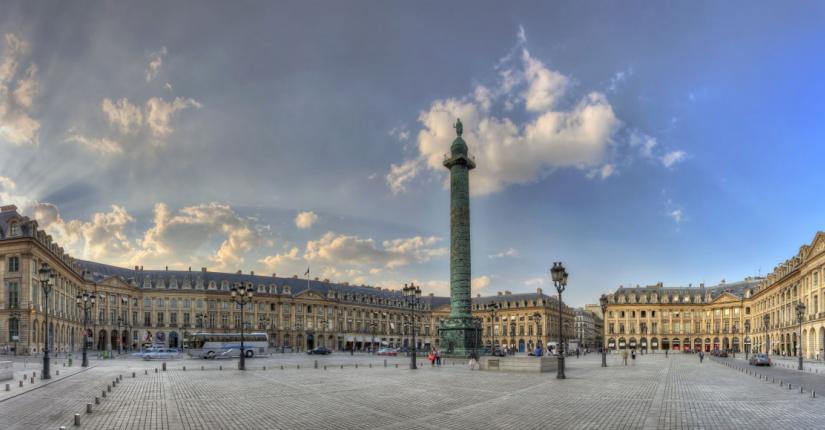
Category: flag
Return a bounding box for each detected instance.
[304,267,310,276]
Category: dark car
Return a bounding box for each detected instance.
[307,346,332,355]
[749,353,771,366]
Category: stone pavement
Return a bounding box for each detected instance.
[0,352,822,429]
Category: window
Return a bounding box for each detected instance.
[183,299,190,309]
[7,257,19,273]
[157,312,165,326]
[144,298,151,309]
[7,281,19,308]
[9,223,19,237]
[8,318,18,340]
[183,313,190,326]
[170,298,177,308]
[144,312,151,326]
[170,313,177,325]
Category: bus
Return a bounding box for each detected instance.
[185,332,270,359]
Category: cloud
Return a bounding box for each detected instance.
[472,275,491,293]
[0,176,36,209]
[145,47,167,82]
[386,158,422,194]
[489,247,518,259]
[661,150,687,168]
[145,96,201,137]
[391,30,621,196]
[629,130,657,158]
[0,34,40,146]
[65,133,123,155]
[31,203,135,261]
[607,67,634,93]
[668,209,684,223]
[586,163,616,180]
[258,246,303,272]
[305,232,446,269]
[102,98,143,134]
[524,277,545,287]
[389,126,410,141]
[294,211,318,229]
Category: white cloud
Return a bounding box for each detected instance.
[386,158,422,194]
[64,133,123,155]
[489,247,518,259]
[102,98,143,134]
[145,47,167,82]
[393,34,621,196]
[472,275,491,293]
[608,67,634,93]
[305,232,446,269]
[32,203,135,261]
[294,211,318,229]
[145,96,201,137]
[586,163,616,180]
[525,277,545,287]
[258,247,303,272]
[661,150,687,168]
[629,130,657,158]
[389,126,410,141]
[0,34,40,146]
[668,209,684,223]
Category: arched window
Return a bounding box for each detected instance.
[9,222,19,237]
[7,256,19,273]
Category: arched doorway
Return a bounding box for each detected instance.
[640,337,648,351]
[111,330,119,352]
[169,332,179,349]
[121,330,129,352]
[618,337,626,349]
[518,339,525,352]
[98,330,107,351]
[671,338,680,351]
[307,333,315,350]
[629,337,637,350]
[608,337,616,350]
[712,337,720,350]
[650,337,658,351]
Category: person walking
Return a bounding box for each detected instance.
[622,349,628,366]
[699,351,704,363]
[631,349,636,362]
[435,349,442,366]
[428,350,436,367]
[576,348,580,358]
[468,351,479,370]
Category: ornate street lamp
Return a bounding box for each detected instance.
[370,312,378,354]
[38,263,55,379]
[230,282,254,370]
[75,291,95,367]
[550,261,568,379]
[532,312,542,354]
[763,314,770,355]
[796,302,805,370]
[599,294,608,367]
[486,302,502,354]
[402,283,421,369]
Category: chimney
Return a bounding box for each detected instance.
[250,271,254,276]
[272,273,277,277]
[536,288,543,295]
[0,204,18,213]
[134,266,139,271]
[236,270,242,275]
[165,266,168,271]
[201,267,207,272]
[497,291,503,296]
[140,266,144,271]
[188,267,192,272]
[700,283,705,288]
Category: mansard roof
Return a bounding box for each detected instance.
[609,277,763,303]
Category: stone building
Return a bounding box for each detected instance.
[602,231,825,357]
[574,308,601,350]
[0,204,573,355]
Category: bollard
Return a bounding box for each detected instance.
[183,366,186,371]
[86,403,92,413]
[30,377,34,384]
[369,363,372,368]
[4,384,8,391]
[314,360,318,369]
[801,386,804,393]
[56,370,59,376]
[162,362,166,372]
[280,365,284,370]
[102,390,106,398]
[145,369,148,375]
[263,366,266,371]
[384,359,387,368]
[63,362,66,367]
[813,390,817,398]
[74,413,80,426]
[201,366,204,371]
[154,368,158,373]
[324,365,327,370]
[789,384,792,390]
[95,397,100,405]
[219,365,222,371]
[341,365,344,370]
[19,380,23,387]
[132,372,136,378]
[395,364,398,368]
[355,364,358,369]
[107,384,111,392]
[297,365,300,369]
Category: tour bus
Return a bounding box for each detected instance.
[186,332,270,359]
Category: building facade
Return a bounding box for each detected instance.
[0,205,574,355]
[574,308,601,350]
[603,231,825,358]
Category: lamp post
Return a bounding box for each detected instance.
[763,314,770,355]
[38,263,55,379]
[115,316,124,355]
[532,312,542,354]
[796,302,805,370]
[550,262,568,379]
[486,302,501,353]
[75,292,94,367]
[230,282,254,370]
[370,313,378,354]
[403,283,421,369]
[599,294,608,367]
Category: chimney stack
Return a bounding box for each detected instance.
[201,267,207,272]
[250,271,254,276]
[0,204,18,213]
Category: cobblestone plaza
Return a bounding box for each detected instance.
[1,352,823,429]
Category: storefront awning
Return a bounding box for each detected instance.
[346,336,354,342]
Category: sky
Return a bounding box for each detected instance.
[1,1,825,307]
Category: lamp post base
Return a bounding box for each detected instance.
[601,352,607,367]
[557,355,566,379]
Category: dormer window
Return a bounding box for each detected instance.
[9,222,19,237]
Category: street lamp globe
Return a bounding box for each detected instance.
[796,302,805,323]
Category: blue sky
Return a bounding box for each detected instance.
[1,1,824,306]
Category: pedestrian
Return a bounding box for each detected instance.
[699,351,704,363]
[665,349,668,358]
[436,349,442,366]
[622,349,628,365]
[468,351,478,370]
[428,350,436,367]
[631,349,636,361]
[576,348,580,358]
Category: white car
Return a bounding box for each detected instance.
[142,348,181,360]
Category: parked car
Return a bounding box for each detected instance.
[377,348,398,356]
[307,346,332,355]
[142,348,181,360]
[749,353,771,366]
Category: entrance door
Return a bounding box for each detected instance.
[518,339,525,352]
[307,334,315,350]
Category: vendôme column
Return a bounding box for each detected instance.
[438,118,481,356]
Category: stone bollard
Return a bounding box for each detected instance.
[56,370,59,376]
[183,366,186,371]
[789,383,792,390]
[102,390,106,398]
[74,413,80,426]
[280,365,284,370]
[341,365,344,370]
[314,360,318,369]
[5,384,8,391]
[107,384,111,392]
[395,364,398,368]
[30,377,34,384]
[144,369,148,375]
[162,362,166,372]
[813,390,817,398]
[19,380,23,387]
[801,386,804,393]
[95,397,100,405]
[384,359,387,368]
[132,372,135,378]
[355,364,358,369]
[263,366,266,371]
[219,365,222,371]
[86,403,92,413]
[324,365,327,370]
